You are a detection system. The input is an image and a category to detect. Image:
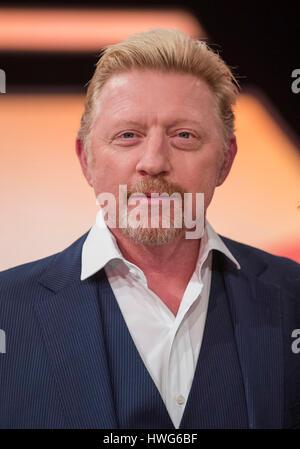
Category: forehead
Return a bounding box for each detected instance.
[96,70,217,122]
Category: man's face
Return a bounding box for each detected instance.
[78,69,236,244]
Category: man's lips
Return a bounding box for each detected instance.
[128,193,172,203]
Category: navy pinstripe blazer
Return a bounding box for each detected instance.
[0,231,300,429]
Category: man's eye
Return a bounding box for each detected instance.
[178,131,192,138]
[120,132,135,138]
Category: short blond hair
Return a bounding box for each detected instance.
[78,28,240,163]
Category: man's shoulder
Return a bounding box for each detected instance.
[220,235,300,283]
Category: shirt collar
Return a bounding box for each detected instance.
[80,209,124,280]
[81,209,241,281]
[195,221,241,279]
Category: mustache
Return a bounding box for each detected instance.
[127,177,186,198]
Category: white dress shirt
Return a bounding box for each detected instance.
[81,210,240,428]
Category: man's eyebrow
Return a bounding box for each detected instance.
[110,118,204,129]
[167,118,203,128]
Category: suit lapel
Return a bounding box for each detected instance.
[34,233,118,428]
[222,255,284,429]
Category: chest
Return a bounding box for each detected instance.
[146,277,187,316]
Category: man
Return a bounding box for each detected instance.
[0,29,299,429]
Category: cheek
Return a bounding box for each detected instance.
[184,153,220,189]
[91,152,135,195]
[181,154,220,210]
[89,156,113,194]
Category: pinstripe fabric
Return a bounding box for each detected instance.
[0,286,66,428]
[224,261,289,428]
[1,233,117,428]
[0,253,69,428]
[0,231,300,428]
[179,252,249,428]
[34,278,117,428]
[97,268,174,429]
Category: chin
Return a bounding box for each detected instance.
[121,225,183,246]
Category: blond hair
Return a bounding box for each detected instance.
[78,28,240,163]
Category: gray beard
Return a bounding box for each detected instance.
[120,224,184,246]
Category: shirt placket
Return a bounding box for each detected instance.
[164,278,203,427]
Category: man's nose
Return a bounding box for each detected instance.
[135,132,171,176]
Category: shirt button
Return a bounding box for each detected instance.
[176,395,185,405]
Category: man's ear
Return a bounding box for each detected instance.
[75,138,94,187]
[216,136,237,186]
